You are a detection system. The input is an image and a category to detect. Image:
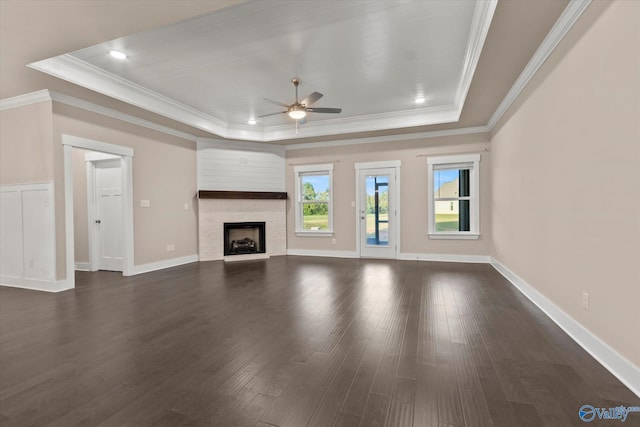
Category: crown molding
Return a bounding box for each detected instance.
[487,0,592,130]
[26,0,496,143]
[28,54,230,136]
[0,89,52,110]
[284,125,491,151]
[6,0,590,151]
[455,0,498,110]
[49,91,198,142]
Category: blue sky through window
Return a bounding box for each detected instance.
[302,175,329,193]
[366,175,388,194]
[434,169,459,191]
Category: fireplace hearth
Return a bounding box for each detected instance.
[224,222,266,256]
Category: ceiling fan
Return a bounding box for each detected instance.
[258,78,342,126]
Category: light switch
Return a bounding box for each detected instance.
[184,203,189,210]
[140,200,150,208]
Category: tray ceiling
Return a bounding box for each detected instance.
[29,0,497,142]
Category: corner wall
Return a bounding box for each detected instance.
[491,0,639,372]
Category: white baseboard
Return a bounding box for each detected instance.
[399,252,490,263]
[286,249,358,259]
[1,276,74,293]
[490,257,640,398]
[129,254,199,276]
[75,262,90,271]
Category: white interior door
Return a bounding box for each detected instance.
[95,159,123,272]
[358,167,398,258]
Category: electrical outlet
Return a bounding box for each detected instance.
[184,203,189,210]
[582,292,590,311]
[140,199,150,208]
[332,238,336,245]
[166,244,175,252]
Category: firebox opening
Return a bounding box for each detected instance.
[223,222,266,256]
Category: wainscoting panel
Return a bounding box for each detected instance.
[0,182,58,291]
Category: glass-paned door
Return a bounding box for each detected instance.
[358,168,397,258]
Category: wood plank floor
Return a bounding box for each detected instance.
[0,257,638,426]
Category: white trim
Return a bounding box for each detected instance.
[4,0,588,147]
[295,232,334,238]
[284,126,491,151]
[0,90,52,110]
[29,55,230,137]
[487,0,592,129]
[427,153,480,237]
[74,262,90,271]
[62,134,133,157]
[25,0,496,143]
[85,160,98,271]
[0,276,73,293]
[399,253,490,264]
[131,254,199,275]
[121,156,135,276]
[286,249,358,259]
[490,257,640,398]
[455,0,498,112]
[50,91,198,142]
[354,162,401,260]
[0,90,197,142]
[294,163,335,235]
[84,152,119,162]
[428,233,480,240]
[62,135,135,284]
[63,145,76,289]
[354,160,401,170]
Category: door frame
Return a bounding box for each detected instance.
[86,153,122,272]
[354,160,401,259]
[62,135,134,288]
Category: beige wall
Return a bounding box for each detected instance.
[52,103,199,269]
[72,148,90,264]
[286,133,491,256]
[0,101,54,185]
[491,0,639,367]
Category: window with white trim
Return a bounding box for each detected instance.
[294,163,334,236]
[427,154,480,239]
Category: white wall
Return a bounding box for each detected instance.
[197,138,285,192]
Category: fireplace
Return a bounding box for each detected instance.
[224,222,266,256]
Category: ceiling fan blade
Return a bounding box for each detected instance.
[306,107,342,114]
[257,111,286,118]
[264,98,290,108]
[300,92,323,106]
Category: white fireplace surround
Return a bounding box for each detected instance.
[198,198,286,261]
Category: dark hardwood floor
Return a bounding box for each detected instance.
[0,257,638,426]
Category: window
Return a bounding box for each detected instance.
[294,163,334,236]
[427,154,480,239]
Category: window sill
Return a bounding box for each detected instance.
[429,233,480,240]
[295,231,334,237]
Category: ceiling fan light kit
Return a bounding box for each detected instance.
[259,78,342,127]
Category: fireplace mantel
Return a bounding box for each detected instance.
[198,190,287,200]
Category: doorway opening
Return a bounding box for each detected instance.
[62,135,134,288]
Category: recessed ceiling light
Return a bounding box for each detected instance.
[247,119,257,125]
[109,50,127,60]
[414,96,426,104]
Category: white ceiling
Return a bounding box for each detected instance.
[29,0,497,142]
